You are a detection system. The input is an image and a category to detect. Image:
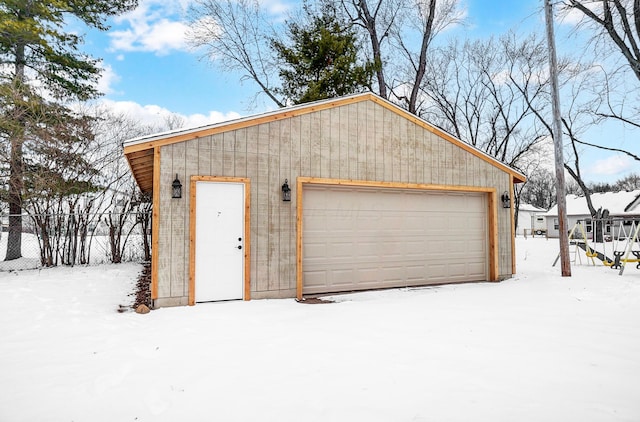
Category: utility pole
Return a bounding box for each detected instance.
[544,0,571,276]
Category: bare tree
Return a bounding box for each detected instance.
[561,1,640,141]
[509,42,603,219]
[614,172,640,189]
[392,0,437,114]
[340,0,403,98]
[519,168,558,210]
[187,0,463,114]
[187,0,285,107]
[564,0,640,81]
[391,0,463,113]
[418,38,483,143]
[89,107,161,264]
[103,188,139,264]
[163,113,187,131]
[421,33,550,168]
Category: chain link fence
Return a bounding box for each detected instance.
[0,211,151,272]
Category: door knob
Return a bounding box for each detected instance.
[237,245,242,250]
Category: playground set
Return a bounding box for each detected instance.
[553,217,640,275]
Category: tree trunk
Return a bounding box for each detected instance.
[357,0,387,98]
[139,206,152,262]
[5,116,24,261]
[5,41,26,261]
[6,208,22,260]
[408,0,436,114]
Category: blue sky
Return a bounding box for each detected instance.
[85,0,542,115]
[79,0,639,183]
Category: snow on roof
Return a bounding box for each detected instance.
[518,203,547,213]
[544,190,640,217]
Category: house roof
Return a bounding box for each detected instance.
[544,190,640,217]
[518,203,546,213]
[124,92,526,193]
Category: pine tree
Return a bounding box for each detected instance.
[0,0,137,260]
[271,2,375,104]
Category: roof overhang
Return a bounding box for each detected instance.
[123,93,526,194]
[125,148,155,194]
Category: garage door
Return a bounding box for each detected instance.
[302,185,488,295]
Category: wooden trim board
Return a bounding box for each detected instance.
[488,190,499,282]
[510,175,516,275]
[151,147,161,301]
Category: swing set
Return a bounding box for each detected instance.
[553,217,640,275]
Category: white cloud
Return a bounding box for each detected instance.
[182,110,243,128]
[98,98,241,130]
[108,0,192,55]
[107,0,293,56]
[589,155,634,176]
[95,64,120,95]
[110,19,189,55]
[261,0,293,17]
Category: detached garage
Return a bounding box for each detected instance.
[124,93,525,308]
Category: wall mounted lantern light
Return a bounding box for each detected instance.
[282,179,291,202]
[172,174,182,199]
[501,191,511,208]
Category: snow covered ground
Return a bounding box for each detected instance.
[0,237,639,422]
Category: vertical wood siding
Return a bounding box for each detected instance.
[156,101,514,303]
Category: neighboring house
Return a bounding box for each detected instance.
[544,190,640,238]
[517,203,547,236]
[124,93,525,308]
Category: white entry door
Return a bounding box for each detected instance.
[195,181,245,302]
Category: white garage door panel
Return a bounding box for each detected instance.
[303,186,488,295]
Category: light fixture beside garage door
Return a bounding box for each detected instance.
[282,179,291,202]
[172,174,182,199]
[501,191,510,208]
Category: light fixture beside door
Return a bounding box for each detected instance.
[281,179,291,202]
[172,174,182,199]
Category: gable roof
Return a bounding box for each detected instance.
[124,92,526,193]
[544,190,640,217]
[518,203,546,213]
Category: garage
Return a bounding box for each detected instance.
[124,92,523,308]
[302,184,488,295]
